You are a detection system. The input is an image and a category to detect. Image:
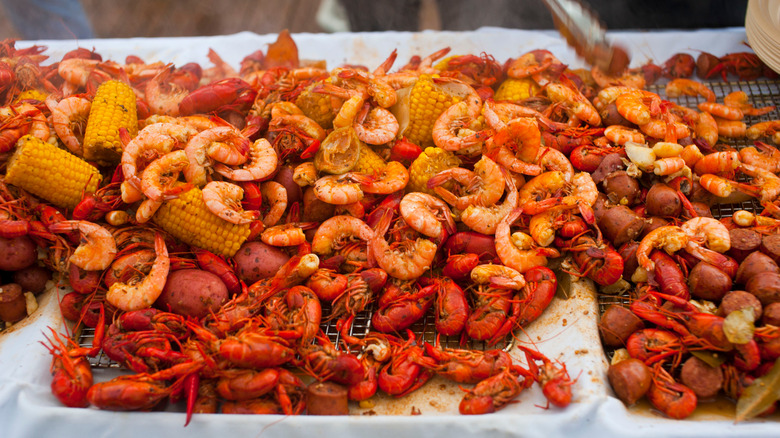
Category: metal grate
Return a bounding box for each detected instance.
[598,77,780,360]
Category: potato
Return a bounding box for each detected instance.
[156,269,228,318]
[12,266,52,295]
[0,236,38,271]
[232,241,291,284]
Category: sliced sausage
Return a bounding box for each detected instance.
[761,234,780,264]
[619,241,639,280]
[680,356,723,399]
[746,271,780,306]
[607,358,652,406]
[640,217,669,239]
[598,205,645,248]
[736,251,780,285]
[306,381,349,415]
[762,302,780,326]
[591,154,625,184]
[719,290,763,320]
[688,261,732,301]
[602,171,640,205]
[0,283,27,323]
[689,202,713,218]
[728,229,762,263]
[599,305,645,347]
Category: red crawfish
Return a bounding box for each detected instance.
[561,233,624,287]
[41,329,94,408]
[429,276,469,336]
[418,342,513,384]
[213,366,305,413]
[377,331,433,397]
[178,77,255,116]
[295,332,364,386]
[465,284,512,342]
[193,248,242,296]
[625,328,684,367]
[646,363,697,419]
[371,280,436,334]
[519,345,578,408]
[458,365,534,415]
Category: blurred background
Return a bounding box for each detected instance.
[0,0,748,41]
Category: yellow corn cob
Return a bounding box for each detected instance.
[5,135,101,210]
[153,186,251,257]
[295,82,336,129]
[83,80,138,165]
[494,78,540,102]
[351,143,387,175]
[406,146,461,195]
[14,89,48,103]
[392,74,464,147]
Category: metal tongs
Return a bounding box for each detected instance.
[541,0,630,75]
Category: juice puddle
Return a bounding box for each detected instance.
[629,396,780,422]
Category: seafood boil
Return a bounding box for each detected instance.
[0,31,779,423]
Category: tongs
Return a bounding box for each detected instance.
[541,0,630,75]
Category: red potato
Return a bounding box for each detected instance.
[645,183,682,218]
[0,283,27,322]
[746,271,780,306]
[155,269,229,318]
[274,164,303,205]
[607,358,652,406]
[719,290,763,320]
[302,186,336,223]
[232,241,291,284]
[688,262,732,301]
[0,235,38,271]
[12,266,51,295]
[762,302,780,326]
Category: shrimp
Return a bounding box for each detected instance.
[545,83,601,126]
[313,174,364,205]
[353,161,409,195]
[369,210,437,280]
[353,105,399,145]
[311,215,375,256]
[604,125,645,145]
[268,114,327,142]
[739,141,780,173]
[698,174,758,198]
[48,96,91,156]
[692,151,740,176]
[723,91,775,117]
[680,217,730,253]
[490,117,542,163]
[431,98,484,151]
[653,157,686,176]
[482,99,547,131]
[398,192,455,241]
[694,111,719,147]
[590,66,646,89]
[260,181,288,228]
[495,208,560,272]
[261,223,309,247]
[615,91,661,126]
[47,220,117,271]
[145,65,188,117]
[483,137,543,176]
[293,162,318,187]
[202,181,260,225]
[122,122,196,189]
[460,170,518,235]
[140,150,192,202]
[471,264,526,290]
[698,102,743,121]
[747,120,780,140]
[184,126,249,187]
[639,118,690,141]
[536,147,574,180]
[427,155,505,210]
[740,164,780,203]
[527,205,575,248]
[714,118,747,138]
[665,78,716,102]
[57,58,115,91]
[106,232,169,311]
[517,171,568,215]
[135,199,162,224]
[214,138,278,182]
[594,86,641,111]
[636,225,689,271]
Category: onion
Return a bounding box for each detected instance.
[624,141,655,172]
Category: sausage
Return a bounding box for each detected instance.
[602,171,641,206]
[761,234,780,264]
[599,304,645,347]
[688,261,732,301]
[0,283,27,323]
[591,154,626,185]
[761,302,780,327]
[736,251,780,285]
[593,193,611,223]
[306,381,349,415]
[607,358,652,406]
[689,202,713,218]
[598,205,645,248]
[619,241,639,280]
[680,356,723,399]
[728,229,762,263]
[719,290,763,320]
[645,183,682,218]
[640,217,670,239]
[746,271,780,306]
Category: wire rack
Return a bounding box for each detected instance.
[597,76,780,360]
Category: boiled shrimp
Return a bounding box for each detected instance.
[680,217,730,253]
[545,83,601,126]
[354,161,409,195]
[261,223,310,247]
[739,141,780,173]
[106,232,169,311]
[398,192,455,241]
[615,90,661,126]
[698,102,743,121]
[431,98,484,152]
[47,220,117,271]
[214,138,279,181]
[471,264,526,290]
[353,105,399,145]
[636,225,689,271]
[747,120,780,140]
[482,99,548,131]
[311,215,375,256]
[202,181,260,225]
[140,150,192,202]
[427,155,505,210]
[723,91,776,116]
[715,118,747,138]
[268,114,327,142]
[48,96,91,156]
[665,78,716,102]
[122,122,196,189]
[260,181,288,228]
[639,118,690,141]
[135,199,163,224]
[369,211,437,280]
[313,174,364,205]
[184,126,249,187]
[694,111,719,147]
[495,208,560,272]
[535,147,574,180]
[604,125,645,145]
[516,171,568,215]
[590,66,646,89]
[740,164,780,203]
[692,151,740,176]
[145,65,189,117]
[460,170,518,235]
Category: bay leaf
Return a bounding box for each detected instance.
[735,357,780,422]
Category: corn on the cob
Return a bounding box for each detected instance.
[5,135,101,210]
[152,186,251,257]
[351,143,387,175]
[391,74,464,147]
[14,89,48,103]
[407,146,461,195]
[295,82,336,129]
[494,78,540,102]
[83,80,138,165]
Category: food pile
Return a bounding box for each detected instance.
[0,31,779,421]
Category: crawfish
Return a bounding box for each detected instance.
[41,329,94,408]
[372,280,436,333]
[418,342,513,384]
[465,284,512,342]
[187,319,298,369]
[562,233,624,287]
[296,332,364,386]
[429,276,469,336]
[519,346,577,408]
[646,363,697,419]
[377,331,433,397]
[458,365,534,415]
